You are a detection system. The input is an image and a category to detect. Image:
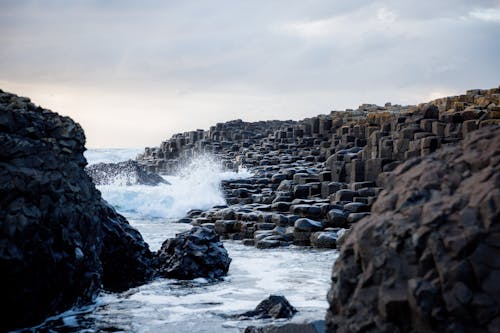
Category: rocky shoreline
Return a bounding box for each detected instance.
[136,86,500,331]
[138,87,500,252]
[1,86,499,332]
[0,90,230,332]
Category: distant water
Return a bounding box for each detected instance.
[28,149,338,332]
[85,148,144,165]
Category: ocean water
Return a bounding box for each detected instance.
[29,149,338,332]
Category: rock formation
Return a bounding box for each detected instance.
[156,226,231,280]
[137,87,499,331]
[86,160,169,186]
[325,126,500,332]
[0,90,153,331]
[238,295,297,319]
[140,87,499,254]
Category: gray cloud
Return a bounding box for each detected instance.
[0,0,499,147]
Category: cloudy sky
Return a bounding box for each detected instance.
[1,1,499,147]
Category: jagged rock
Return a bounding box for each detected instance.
[326,126,500,333]
[86,160,169,186]
[156,226,231,280]
[238,295,297,319]
[0,91,154,331]
[99,204,156,292]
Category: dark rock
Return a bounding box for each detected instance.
[326,126,500,333]
[239,295,297,319]
[311,232,337,249]
[325,209,348,228]
[86,160,169,186]
[156,226,231,280]
[245,320,324,333]
[0,91,154,331]
[294,218,324,232]
[346,212,370,224]
[256,238,282,249]
[343,202,369,213]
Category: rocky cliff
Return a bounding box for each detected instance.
[325,126,500,332]
[0,90,155,331]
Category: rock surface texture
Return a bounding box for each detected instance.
[0,90,154,331]
[156,226,231,280]
[86,160,169,186]
[326,126,500,332]
[239,295,298,319]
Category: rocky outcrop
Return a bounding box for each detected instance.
[86,160,169,186]
[0,90,154,331]
[325,126,500,332]
[139,87,500,253]
[156,226,231,280]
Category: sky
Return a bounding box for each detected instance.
[1,1,499,148]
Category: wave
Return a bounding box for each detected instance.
[97,154,252,219]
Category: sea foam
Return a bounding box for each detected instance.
[96,154,252,219]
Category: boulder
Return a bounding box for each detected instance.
[311,232,337,249]
[0,90,154,331]
[326,126,500,333]
[86,160,169,186]
[294,218,324,232]
[156,226,231,280]
[239,295,297,319]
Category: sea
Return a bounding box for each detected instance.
[28,148,338,333]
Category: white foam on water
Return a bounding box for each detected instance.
[97,153,252,219]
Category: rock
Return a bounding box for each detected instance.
[326,209,348,228]
[156,226,231,280]
[86,160,169,186]
[245,320,325,333]
[334,189,357,202]
[326,126,500,333]
[294,218,324,232]
[346,212,370,224]
[256,238,282,249]
[0,91,154,331]
[239,295,297,319]
[311,232,337,249]
[343,202,369,213]
[335,228,351,248]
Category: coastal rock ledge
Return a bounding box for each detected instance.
[0,90,155,331]
[326,126,500,332]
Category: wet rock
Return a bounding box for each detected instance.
[239,295,297,319]
[294,218,324,232]
[0,91,154,331]
[86,160,169,186]
[156,226,231,280]
[256,238,282,249]
[326,126,500,333]
[326,209,348,228]
[311,232,337,249]
[245,320,325,333]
